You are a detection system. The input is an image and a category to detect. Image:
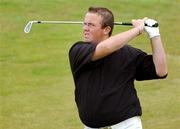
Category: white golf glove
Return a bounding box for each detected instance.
[144,19,160,38]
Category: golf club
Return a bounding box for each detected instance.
[24,20,158,33]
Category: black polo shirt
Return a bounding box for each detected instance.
[69,41,167,128]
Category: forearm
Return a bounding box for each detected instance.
[151,36,168,76]
[92,27,141,61]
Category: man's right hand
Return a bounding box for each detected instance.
[131,17,147,35]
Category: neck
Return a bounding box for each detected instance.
[96,35,110,44]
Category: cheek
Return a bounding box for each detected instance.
[93,29,104,38]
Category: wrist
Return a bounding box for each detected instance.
[149,29,160,38]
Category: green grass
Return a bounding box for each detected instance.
[0,0,180,129]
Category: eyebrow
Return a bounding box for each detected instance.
[83,22,97,28]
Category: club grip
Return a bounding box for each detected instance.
[145,22,159,27]
[121,22,133,26]
[114,22,158,27]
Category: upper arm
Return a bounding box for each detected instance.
[92,43,111,61]
[135,52,167,81]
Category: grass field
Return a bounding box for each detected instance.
[0,0,180,129]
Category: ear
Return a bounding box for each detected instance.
[103,26,111,36]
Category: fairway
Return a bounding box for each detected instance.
[0,0,180,129]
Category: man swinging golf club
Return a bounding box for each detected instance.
[69,7,168,129]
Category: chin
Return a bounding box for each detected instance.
[84,38,92,42]
[84,37,98,44]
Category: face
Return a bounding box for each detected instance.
[83,12,109,44]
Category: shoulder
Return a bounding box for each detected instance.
[70,41,95,48]
[69,41,95,53]
[69,41,84,52]
[69,41,97,62]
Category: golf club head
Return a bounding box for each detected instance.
[24,21,34,33]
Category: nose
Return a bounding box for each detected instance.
[83,23,90,31]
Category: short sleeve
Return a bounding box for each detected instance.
[135,52,167,81]
[69,41,96,73]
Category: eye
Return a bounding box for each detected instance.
[83,22,96,27]
[88,23,95,27]
[83,22,88,26]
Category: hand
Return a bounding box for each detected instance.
[132,17,147,35]
[144,19,160,38]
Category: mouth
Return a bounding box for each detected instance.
[84,32,89,35]
[84,33,90,39]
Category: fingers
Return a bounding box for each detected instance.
[143,17,148,21]
[131,18,145,31]
[144,18,159,27]
[131,19,144,27]
[131,17,148,26]
[131,18,148,35]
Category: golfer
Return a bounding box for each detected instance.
[69,7,167,129]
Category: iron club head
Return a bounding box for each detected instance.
[24,21,37,33]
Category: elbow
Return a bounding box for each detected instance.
[157,70,168,77]
[156,66,168,77]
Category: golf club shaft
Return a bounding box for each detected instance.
[35,21,157,26]
[32,21,133,25]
